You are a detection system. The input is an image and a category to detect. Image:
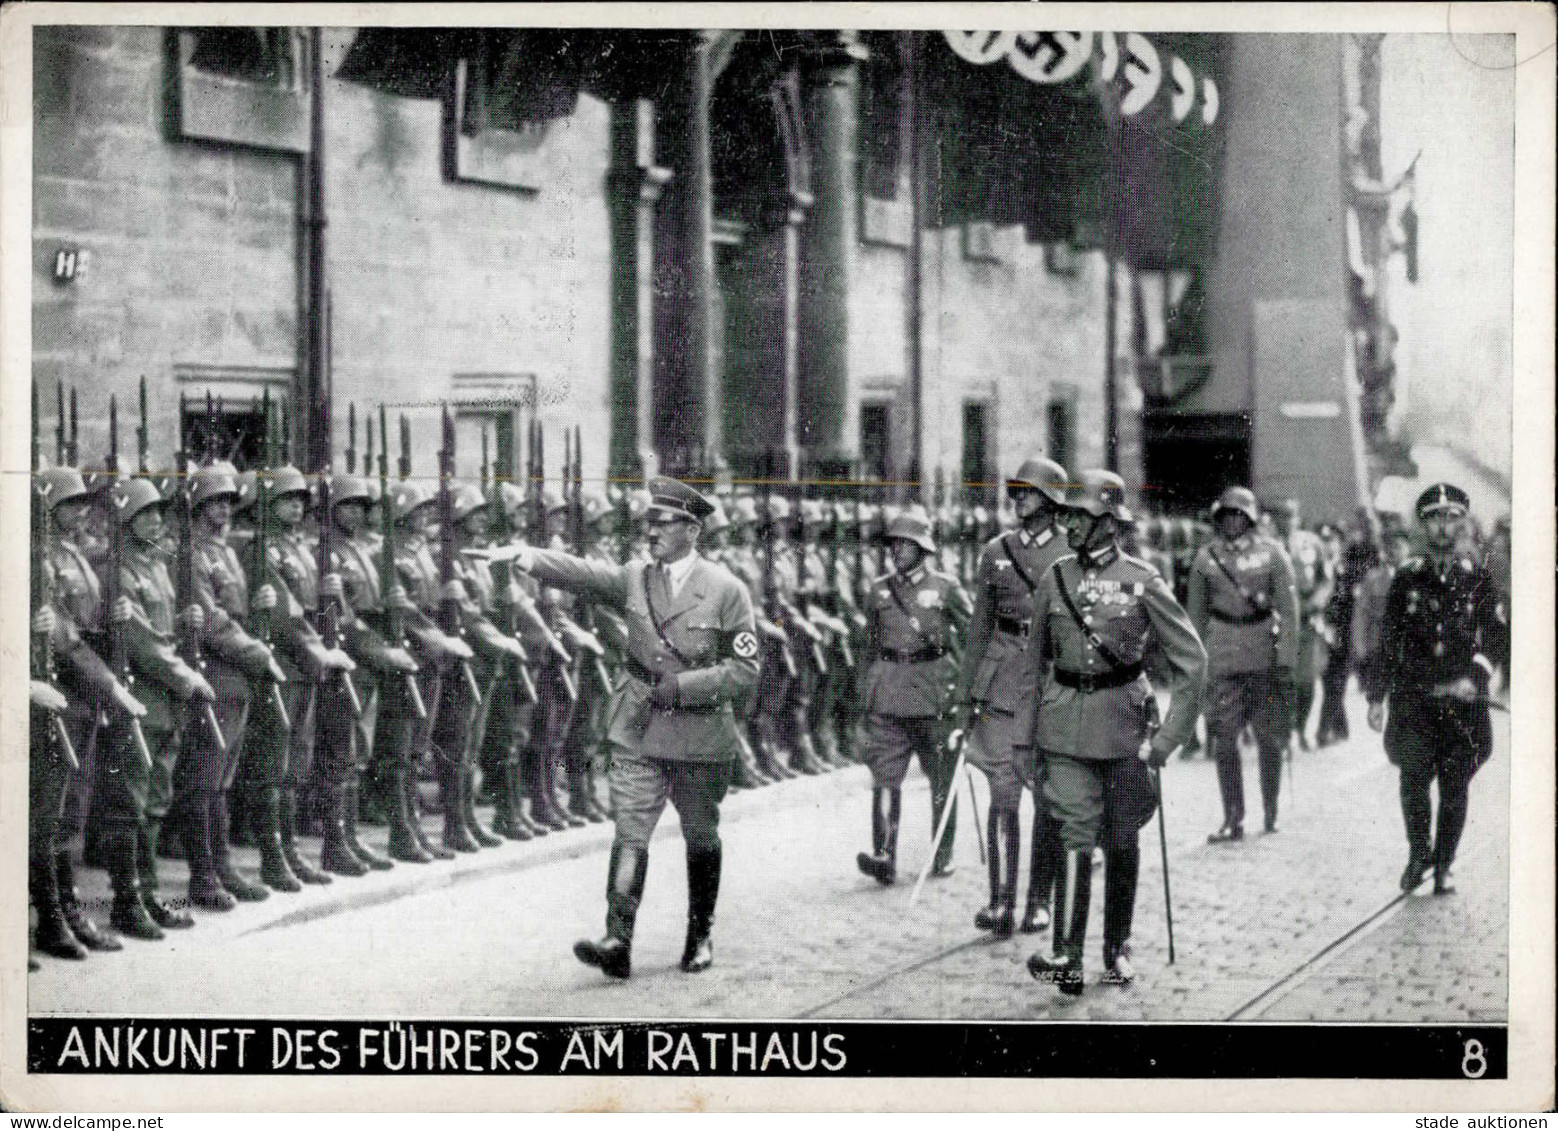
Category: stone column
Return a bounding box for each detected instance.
[607,99,671,482]
[771,188,813,481]
[798,31,869,477]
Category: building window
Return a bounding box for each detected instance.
[859,402,892,495]
[451,373,536,482]
[168,28,310,154]
[961,401,994,505]
[1047,389,1076,475]
[443,31,580,192]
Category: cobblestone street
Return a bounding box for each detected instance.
[29,690,1509,1024]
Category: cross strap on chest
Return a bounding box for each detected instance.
[641,566,696,669]
[1207,543,1270,616]
[1050,560,1130,671]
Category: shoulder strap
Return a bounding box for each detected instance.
[1050,560,1129,671]
[1207,543,1267,614]
[1000,533,1037,592]
[641,566,694,667]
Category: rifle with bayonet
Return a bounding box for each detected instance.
[55,380,67,468]
[103,396,154,772]
[566,426,613,696]
[33,382,79,771]
[759,450,798,679]
[527,421,577,703]
[485,424,539,707]
[137,376,149,477]
[346,402,357,475]
[317,418,362,718]
[380,404,427,721]
[175,393,229,758]
[439,405,483,705]
[250,389,291,730]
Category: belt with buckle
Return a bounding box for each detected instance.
[994,614,1030,637]
[1052,663,1144,692]
[881,646,947,664]
[625,655,721,712]
[1210,607,1272,626]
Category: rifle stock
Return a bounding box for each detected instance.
[175,397,227,756]
[104,395,154,772]
[380,404,425,721]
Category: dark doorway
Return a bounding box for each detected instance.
[1141,411,1252,517]
[961,400,993,505]
[180,397,276,471]
[859,402,891,500]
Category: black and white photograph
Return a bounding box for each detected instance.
[1,1,1552,1114]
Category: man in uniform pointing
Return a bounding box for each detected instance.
[471,477,759,979]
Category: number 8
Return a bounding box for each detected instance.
[1461,1038,1487,1079]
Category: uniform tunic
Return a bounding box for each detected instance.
[957,524,1067,805]
[192,532,274,791]
[50,536,124,837]
[258,527,337,787]
[525,549,759,849]
[330,529,406,775]
[1023,545,1206,853]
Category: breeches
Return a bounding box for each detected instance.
[968,706,1027,811]
[606,744,730,851]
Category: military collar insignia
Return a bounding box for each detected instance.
[1078,544,1118,570]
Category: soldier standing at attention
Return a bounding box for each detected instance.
[1275,497,1332,749]
[474,478,759,979]
[1022,471,1206,995]
[953,458,1071,938]
[1366,484,1506,896]
[854,511,971,887]
[1187,486,1301,841]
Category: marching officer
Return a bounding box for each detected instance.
[185,464,289,909]
[854,510,972,887]
[474,477,760,979]
[1022,471,1206,995]
[953,457,1071,939]
[251,465,359,888]
[107,477,214,937]
[1366,483,1506,895]
[36,466,148,956]
[1275,497,1332,748]
[1187,485,1301,840]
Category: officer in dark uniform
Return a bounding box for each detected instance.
[953,457,1071,938]
[1187,486,1301,840]
[1366,483,1506,895]
[1022,471,1206,995]
[854,510,972,886]
[476,477,760,978]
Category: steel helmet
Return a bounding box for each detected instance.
[329,474,373,509]
[386,480,432,522]
[37,467,89,510]
[1211,485,1260,524]
[583,492,613,527]
[763,495,792,524]
[885,510,936,554]
[542,487,566,515]
[1067,469,1132,523]
[703,497,731,534]
[190,466,240,511]
[496,482,526,523]
[112,477,167,525]
[731,496,760,527]
[1007,457,1070,506]
[451,483,489,522]
[263,465,310,501]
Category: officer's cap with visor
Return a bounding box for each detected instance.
[645,476,715,525]
[1414,482,1469,521]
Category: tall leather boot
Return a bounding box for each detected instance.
[1208,736,1246,843]
[106,827,163,941]
[752,726,793,781]
[574,842,646,980]
[1027,848,1092,996]
[503,762,540,840]
[680,842,722,973]
[974,806,1004,932]
[1399,767,1434,891]
[815,716,846,769]
[211,793,269,902]
[733,730,771,787]
[405,766,456,861]
[488,759,524,840]
[856,787,900,885]
[141,819,195,927]
[343,778,394,870]
[997,808,1021,937]
[31,852,87,960]
[536,753,579,830]
[566,762,605,821]
[386,761,435,863]
[581,763,611,821]
[550,756,587,829]
[183,799,238,911]
[439,759,480,853]
[254,787,302,893]
[1022,806,1060,934]
[929,758,958,878]
[789,729,827,776]
[1102,844,1140,984]
[56,850,122,952]
[279,786,331,884]
[1431,783,1470,896]
[462,764,505,848]
[320,782,370,876]
[515,753,552,837]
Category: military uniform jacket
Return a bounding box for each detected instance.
[192,532,272,688]
[957,524,1067,713]
[525,549,759,762]
[393,534,461,662]
[1287,529,1333,623]
[1365,554,1506,707]
[260,528,335,683]
[1350,561,1395,664]
[330,532,407,677]
[447,545,519,680]
[48,536,122,723]
[860,563,970,719]
[1186,533,1300,676]
[117,542,204,730]
[1023,546,1206,761]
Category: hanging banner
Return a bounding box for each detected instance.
[1005,31,1093,84]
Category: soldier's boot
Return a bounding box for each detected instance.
[139,820,195,928]
[404,765,457,861]
[680,842,721,973]
[513,756,551,837]
[462,765,505,848]
[30,853,88,960]
[856,787,900,886]
[582,764,612,821]
[386,762,435,863]
[438,759,481,854]
[254,787,303,894]
[279,786,331,885]
[1399,784,1434,892]
[539,755,581,830]
[1259,741,1282,834]
[789,730,828,776]
[1101,845,1140,985]
[996,808,1021,937]
[733,730,771,787]
[929,769,958,878]
[492,762,534,841]
[751,725,792,781]
[1021,809,1060,934]
[183,799,238,912]
[553,759,588,829]
[56,850,122,952]
[815,716,846,769]
[1207,736,1246,843]
[1027,848,1091,996]
[974,806,1005,932]
[105,827,164,941]
[566,763,604,822]
[211,793,270,903]
[1431,791,1469,896]
[343,778,395,870]
[320,783,371,877]
[574,842,646,980]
